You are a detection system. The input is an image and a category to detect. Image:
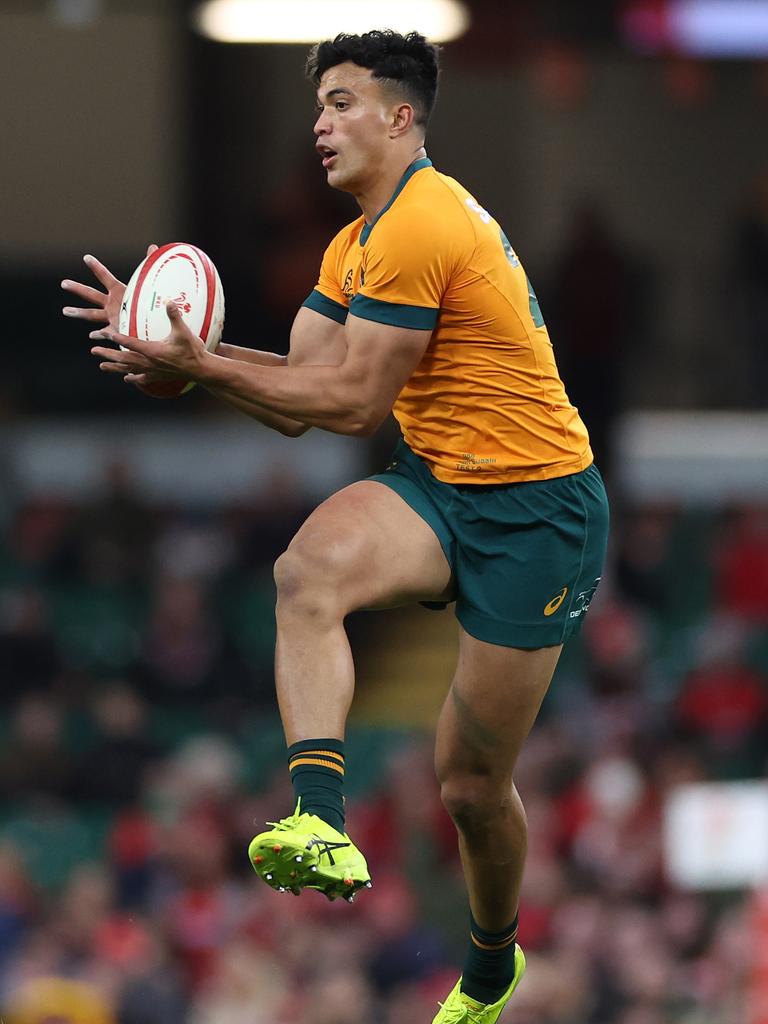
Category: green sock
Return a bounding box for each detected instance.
[287,738,345,833]
[460,912,519,1005]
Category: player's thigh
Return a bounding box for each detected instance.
[276,480,454,610]
[434,625,562,783]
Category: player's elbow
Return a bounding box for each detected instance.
[346,419,375,438]
[345,404,387,437]
[279,421,311,438]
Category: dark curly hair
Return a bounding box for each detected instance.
[306,29,441,128]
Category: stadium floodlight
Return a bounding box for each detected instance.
[192,0,470,44]
[672,0,768,56]
[624,0,768,57]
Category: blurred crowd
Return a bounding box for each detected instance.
[0,464,767,1023]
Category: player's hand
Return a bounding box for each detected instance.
[61,244,158,332]
[90,300,209,383]
[66,245,193,397]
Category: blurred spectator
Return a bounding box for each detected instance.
[0,694,77,802]
[580,594,650,698]
[550,201,638,475]
[300,969,377,1024]
[733,166,768,408]
[150,734,245,814]
[3,975,115,1024]
[380,980,443,1024]
[188,941,288,1024]
[715,506,768,623]
[0,587,61,699]
[75,683,160,803]
[108,807,157,910]
[674,618,768,776]
[250,155,352,337]
[153,513,234,582]
[0,845,35,973]
[614,506,677,614]
[232,464,316,573]
[364,871,446,994]
[568,754,662,897]
[53,461,155,587]
[3,497,72,583]
[157,811,245,990]
[139,576,226,702]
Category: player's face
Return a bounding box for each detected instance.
[314,63,395,193]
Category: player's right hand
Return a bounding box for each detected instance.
[61,244,158,334]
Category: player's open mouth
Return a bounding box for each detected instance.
[318,146,338,168]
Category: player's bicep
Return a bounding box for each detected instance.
[288,306,347,367]
[341,313,432,428]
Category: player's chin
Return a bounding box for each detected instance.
[326,166,354,192]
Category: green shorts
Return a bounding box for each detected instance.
[369,440,610,649]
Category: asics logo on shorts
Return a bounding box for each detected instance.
[543,587,568,616]
[305,836,350,866]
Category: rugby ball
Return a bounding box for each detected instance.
[119,242,225,398]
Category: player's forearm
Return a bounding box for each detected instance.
[208,344,309,435]
[203,385,310,436]
[198,352,375,435]
[216,343,287,367]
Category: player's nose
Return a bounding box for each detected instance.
[313,109,331,135]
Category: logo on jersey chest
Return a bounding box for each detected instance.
[342,266,364,299]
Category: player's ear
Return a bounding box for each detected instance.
[390,103,415,137]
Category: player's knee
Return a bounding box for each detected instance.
[274,545,321,608]
[439,772,511,837]
[273,538,353,616]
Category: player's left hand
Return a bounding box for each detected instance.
[90,301,209,383]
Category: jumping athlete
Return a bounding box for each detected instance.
[63,30,610,1023]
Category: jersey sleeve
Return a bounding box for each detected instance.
[301,232,349,325]
[350,207,467,331]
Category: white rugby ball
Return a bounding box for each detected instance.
[119,242,225,398]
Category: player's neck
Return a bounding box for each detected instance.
[356,146,427,224]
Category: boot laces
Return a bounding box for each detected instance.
[265,801,305,832]
[436,1000,469,1023]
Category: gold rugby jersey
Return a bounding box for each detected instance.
[303,157,592,483]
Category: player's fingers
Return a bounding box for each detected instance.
[166,300,197,339]
[125,369,182,383]
[62,306,109,322]
[99,361,132,374]
[146,243,159,257]
[91,346,153,373]
[90,331,156,360]
[90,345,127,361]
[83,253,120,288]
[61,280,107,306]
[92,331,128,348]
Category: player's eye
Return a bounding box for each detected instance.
[335,101,348,110]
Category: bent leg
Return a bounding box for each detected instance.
[274,480,453,745]
[434,627,561,931]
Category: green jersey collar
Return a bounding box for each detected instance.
[359,156,432,246]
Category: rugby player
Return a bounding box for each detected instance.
[64,29,609,1023]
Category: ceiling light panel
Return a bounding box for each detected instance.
[193,0,470,44]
